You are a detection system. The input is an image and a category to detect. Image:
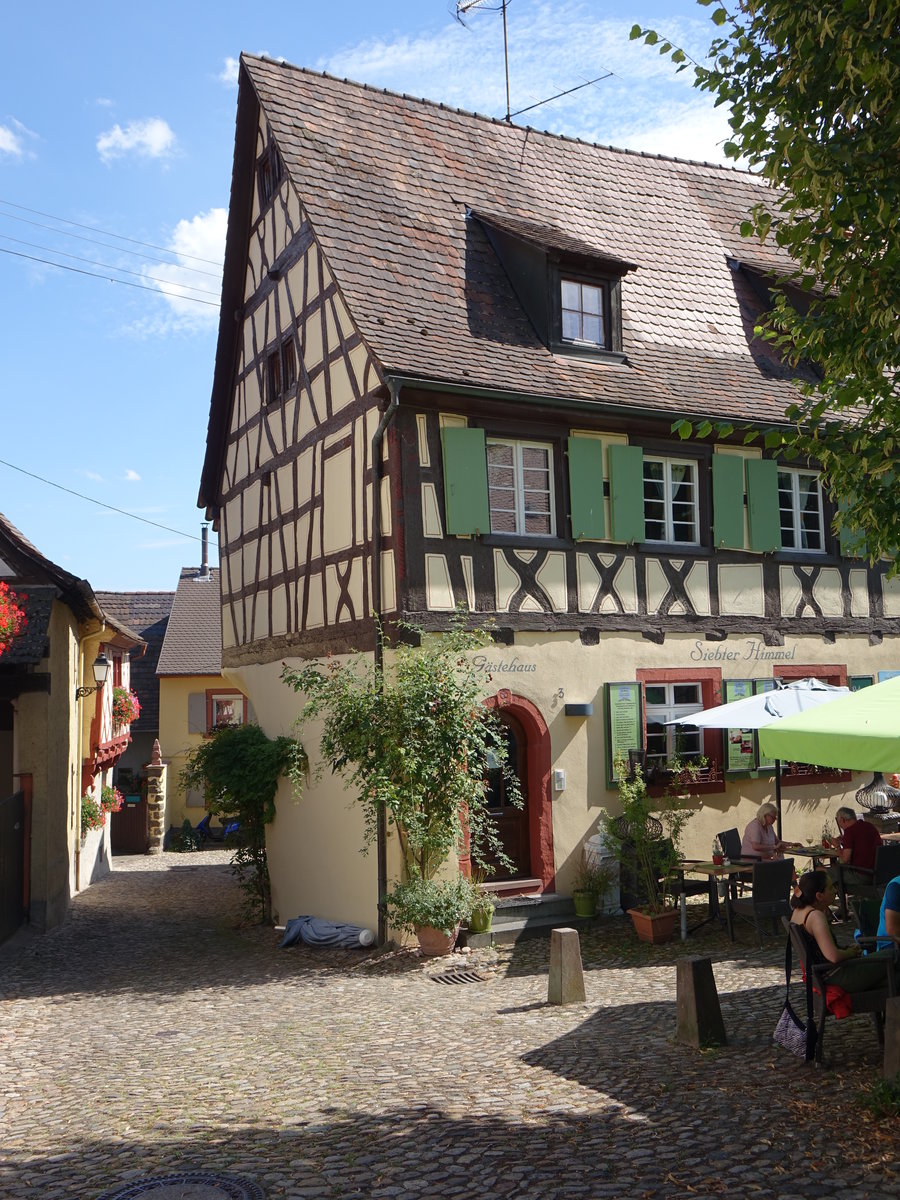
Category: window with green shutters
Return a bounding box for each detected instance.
[745,458,782,552]
[567,437,605,540]
[608,444,645,543]
[711,454,745,549]
[440,426,490,535]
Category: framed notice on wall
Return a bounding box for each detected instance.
[605,681,643,785]
[724,679,755,772]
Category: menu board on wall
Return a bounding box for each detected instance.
[724,679,755,771]
[755,678,777,770]
[605,682,642,784]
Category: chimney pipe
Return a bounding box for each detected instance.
[196,524,211,581]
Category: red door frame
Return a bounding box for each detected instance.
[484,690,555,892]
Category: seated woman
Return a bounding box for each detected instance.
[741,802,800,859]
[791,870,893,992]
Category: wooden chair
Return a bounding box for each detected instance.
[781,916,896,1067]
[731,858,794,946]
[835,842,900,918]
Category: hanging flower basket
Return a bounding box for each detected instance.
[0,581,27,658]
[100,785,124,814]
[81,794,106,840]
[112,687,141,728]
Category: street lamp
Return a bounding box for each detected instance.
[75,652,111,700]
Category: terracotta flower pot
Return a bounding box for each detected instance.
[415,924,459,956]
[626,907,678,944]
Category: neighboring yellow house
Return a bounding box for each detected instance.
[0,511,144,944]
[156,556,251,833]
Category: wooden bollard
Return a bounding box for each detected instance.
[548,927,586,1004]
[676,956,727,1047]
[885,995,900,1080]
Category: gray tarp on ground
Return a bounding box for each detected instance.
[280,916,375,949]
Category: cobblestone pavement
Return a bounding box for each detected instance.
[0,851,897,1200]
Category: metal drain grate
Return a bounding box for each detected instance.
[96,1173,265,1200]
[429,968,489,985]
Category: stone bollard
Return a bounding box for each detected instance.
[885,995,900,1080]
[548,927,586,1005]
[676,956,727,1048]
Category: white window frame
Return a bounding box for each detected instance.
[560,278,607,348]
[486,438,556,537]
[644,682,704,770]
[642,456,700,545]
[778,467,825,551]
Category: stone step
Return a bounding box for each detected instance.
[462,893,596,948]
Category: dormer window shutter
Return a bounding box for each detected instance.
[711,454,745,549]
[608,444,644,543]
[567,437,605,540]
[440,426,490,535]
[745,459,782,552]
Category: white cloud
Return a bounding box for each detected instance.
[0,124,23,157]
[139,207,226,333]
[219,57,240,85]
[123,469,141,482]
[97,117,176,164]
[95,97,114,108]
[81,469,104,482]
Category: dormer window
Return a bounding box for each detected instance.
[561,278,607,348]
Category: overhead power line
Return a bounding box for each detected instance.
[0,456,214,543]
[0,197,223,267]
[0,233,221,298]
[0,245,220,307]
[0,207,222,278]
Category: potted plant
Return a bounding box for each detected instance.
[466,870,496,934]
[0,581,27,658]
[571,858,615,919]
[112,687,141,730]
[284,616,519,950]
[385,872,473,955]
[100,785,124,814]
[599,757,694,944]
[80,793,106,843]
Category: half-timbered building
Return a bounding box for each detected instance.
[200,56,900,930]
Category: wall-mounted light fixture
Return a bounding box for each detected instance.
[564,702,593,717]
[75,652,111,700]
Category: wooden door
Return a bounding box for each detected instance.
[0,790,25,945]
[482,713,530,880]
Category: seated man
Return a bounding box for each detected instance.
[876,873,900,951]
[825,806,882,887]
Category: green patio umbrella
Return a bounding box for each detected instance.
[759,673,900,771]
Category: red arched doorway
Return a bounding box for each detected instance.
[483,691,554,892]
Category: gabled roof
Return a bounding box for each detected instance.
[156,568,222,677]
[202,56,808,506]
[94,592,174,730]
[0,512,144,665]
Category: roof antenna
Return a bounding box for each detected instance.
[455,0,511,122]
[454,0,613,124]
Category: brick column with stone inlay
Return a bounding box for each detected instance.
[144,739,167,855]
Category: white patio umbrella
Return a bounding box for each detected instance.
[668,677,849,838]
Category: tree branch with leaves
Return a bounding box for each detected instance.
[633,1,900,561]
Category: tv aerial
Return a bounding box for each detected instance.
[454,0,611,124]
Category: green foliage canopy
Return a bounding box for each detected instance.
[633,2,900,560]
[282,621,518,885]
[180,723,306,923]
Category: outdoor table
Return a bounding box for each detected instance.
[676,860,752,942]
[789,843,834,866]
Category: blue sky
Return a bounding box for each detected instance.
[2,1,730,591]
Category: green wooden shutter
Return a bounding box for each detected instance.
[440,427,490,535]
[711,454,745,549]
[837,497,867,559]
[608,444,644,543]
[567,437,605,540]
[745,458,782,552]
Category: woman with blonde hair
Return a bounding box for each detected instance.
[741,801,800,859]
